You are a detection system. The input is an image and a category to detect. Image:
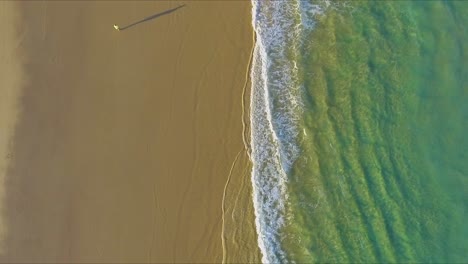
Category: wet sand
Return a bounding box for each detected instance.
[0,2,24,253]
[0,1,260,262]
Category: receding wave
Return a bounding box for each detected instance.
[249,1,327,262]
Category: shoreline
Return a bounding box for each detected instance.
[222,24,262,262]
[0,1,259,262]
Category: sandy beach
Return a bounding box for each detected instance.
[0,1,260,262]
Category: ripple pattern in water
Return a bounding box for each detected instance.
[252,1,468,262]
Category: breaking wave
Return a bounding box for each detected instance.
[249,1,328,262]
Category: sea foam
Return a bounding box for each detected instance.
[249,1,327,262]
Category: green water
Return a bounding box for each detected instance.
[284,1,467,262]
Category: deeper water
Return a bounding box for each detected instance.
[250,1,467,263]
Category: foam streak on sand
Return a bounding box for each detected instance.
[0,2,256,262]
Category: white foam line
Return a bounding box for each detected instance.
[250,41,288,263]
[250,1,301,262]
[249,1,329,262]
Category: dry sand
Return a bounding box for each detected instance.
[0,1,260,262]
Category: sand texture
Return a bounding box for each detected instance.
[0,1,260,262]
[0,2,25,253]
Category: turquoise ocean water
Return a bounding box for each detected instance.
[250,1,467,262]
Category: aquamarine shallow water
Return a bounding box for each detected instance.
[280,1,467,262]
[250,1,467,262]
